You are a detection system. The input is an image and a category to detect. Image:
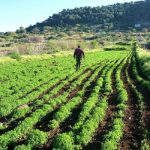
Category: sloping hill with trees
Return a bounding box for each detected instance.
[26,0,150,32]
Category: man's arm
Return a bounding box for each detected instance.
[74,49,76,58]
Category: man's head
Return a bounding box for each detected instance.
[78,45,80,48]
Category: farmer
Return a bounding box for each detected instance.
[74,45,85,71]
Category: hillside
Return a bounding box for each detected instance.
[26,0,150,32]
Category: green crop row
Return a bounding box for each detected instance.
[48,62,108,129]
[72,58,125,147]
[0,50,130,150]
[0,59,101,118]
[0,51,121,118]
[100,57,129,150]
[14,129,48,150]
[52,57,126,149]
[131,43,150,89]
[13,60,111,150]
[131,56,150,92]
[127,55,150,149]
[0,65,92,131]
[72,59,119,131]
[0,62,100,149]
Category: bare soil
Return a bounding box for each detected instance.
[120,61,142,150]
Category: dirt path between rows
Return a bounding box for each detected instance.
[120,60,142,150]
[85,62,120,150]
[38,65,106,149]
[128,57,150,145]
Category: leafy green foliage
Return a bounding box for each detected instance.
[0,49,131,149]
[14,145,31,150]
[27,129,48,148]
[136,51,150,81]
[141,139,150,150]
[53,133,74,150]
[9,52,21,61]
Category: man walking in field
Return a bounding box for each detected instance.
[74,45,85,71]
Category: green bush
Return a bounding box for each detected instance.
[9,52,21,61]
[90,40,99,49]
[104,47,126,51]
[116,42,131,46]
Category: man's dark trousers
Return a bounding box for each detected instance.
[76,56,81,71]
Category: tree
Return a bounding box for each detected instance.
[16,27,26,34]
[32,27,40,34]
[91,40,99,49]
[43,26,53,33]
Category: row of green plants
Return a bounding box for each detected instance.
[0,50,130,149]
[135,47,150,81]
[48,62,109,129]
[131,55,150,92]
[14,129,48,150]
[13,60,111,150]
[131,44,150,91]
[100,57,129,150]
[130,54,150,147]
[0,62,101,149]
[126,60,150,150]
[72,59,119,132]
[1,61,106,131]
[12,54,127,149]
[52,56,127,149]
[0,51,121,118]
[0,63,93,130]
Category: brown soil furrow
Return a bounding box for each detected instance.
[6,67,98,150]
[38,65,107,150]
[128,58,150,144]
[35,66,100,132]
[0,65,93,123]
[85,65,118,150]
[120,61,142,150]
